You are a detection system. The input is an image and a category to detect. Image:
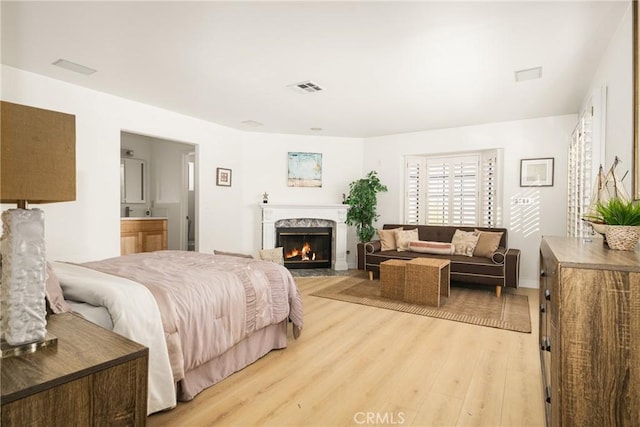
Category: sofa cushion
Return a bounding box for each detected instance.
[377,227,403,251]
[491,249,505,264]
[451,229,479,257]
[474,230,504,258]
[395,228,419,251]
[258,247,284,265]
[409,240,455,255]
[382,224,508,248]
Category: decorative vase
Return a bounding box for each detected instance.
[604,225,640,251]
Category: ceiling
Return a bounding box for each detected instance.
[1,1,630,138]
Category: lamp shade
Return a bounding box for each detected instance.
[1,101,76,204]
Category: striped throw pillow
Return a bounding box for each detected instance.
[408,240,455,255]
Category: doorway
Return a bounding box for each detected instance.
[183,152,196,251]
[120,132,197,251]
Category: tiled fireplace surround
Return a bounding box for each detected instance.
[259,204,349,271]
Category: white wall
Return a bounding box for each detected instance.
[1,65,364,263]
[363,115,577,287]
[583,2,633,194]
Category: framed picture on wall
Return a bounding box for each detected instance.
[216,167,232,187]
[520,158,554,187]
[287,152,322,187]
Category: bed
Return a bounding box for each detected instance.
[48,250,303,415]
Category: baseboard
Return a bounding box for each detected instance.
[518,278,539,288]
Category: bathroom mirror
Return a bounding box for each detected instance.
[121,158,146,204]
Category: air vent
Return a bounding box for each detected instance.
[52,59,97,75]
[514,66,542,82]
[287,80,324,94]
[241,120,264,127]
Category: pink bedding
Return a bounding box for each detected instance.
[80,251,303,392]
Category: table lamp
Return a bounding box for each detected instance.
[1,101,75,355]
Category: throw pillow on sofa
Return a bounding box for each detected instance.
[409,240,455,255]
[473,230,504,258]
[451,229,479,257]
[395,228,419,251]
[377,227,403,250]
[259,247,284,265]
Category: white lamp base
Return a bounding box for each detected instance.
[0,208,48,346]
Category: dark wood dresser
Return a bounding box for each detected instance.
[1,312,148,426]
[539,236,639,426]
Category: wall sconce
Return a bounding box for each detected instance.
[0,101,76,356]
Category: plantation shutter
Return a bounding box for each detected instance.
[480,149,501,227]
[404,157,424,225]
[567,108,593,237]
[404,151,497,226]
[451,158,478,225]
[425,155,479,226]
[426,159,450,225]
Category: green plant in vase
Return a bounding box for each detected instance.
[345,171,388,242]
[596,198,640,226]
[596,198,640,250]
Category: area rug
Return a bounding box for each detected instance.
[310,274,531,333]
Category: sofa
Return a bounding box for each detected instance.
[358,224,520,297]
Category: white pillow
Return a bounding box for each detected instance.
[451,229,479,257]
[395,228,419,252]
[258,247,284,265]
[408,240,455,255]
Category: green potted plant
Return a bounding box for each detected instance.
[595,198,640,250]
[345,171,388,243]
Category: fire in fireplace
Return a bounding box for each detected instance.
[276,227,332,269]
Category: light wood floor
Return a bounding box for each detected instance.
[148,272,545,427]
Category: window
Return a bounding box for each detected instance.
[405,150,501,227]
[567,106,594,237]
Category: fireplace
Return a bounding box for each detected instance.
[260,204,349,271]
[276,227,332,269]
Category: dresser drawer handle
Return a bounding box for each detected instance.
[540,303,546,313]
[545,386,551,403]
[544,289,551,301]
[540,269,546,277]
[540,337,551,352]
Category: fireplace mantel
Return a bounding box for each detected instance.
[259,203,348,270]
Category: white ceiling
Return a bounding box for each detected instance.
[1,1,630,138]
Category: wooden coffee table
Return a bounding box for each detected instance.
[404,258,450,307]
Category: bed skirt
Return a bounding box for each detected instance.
[177,320,288,401]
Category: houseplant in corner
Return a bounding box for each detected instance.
[596,198,640,250]
[345,170,388,243]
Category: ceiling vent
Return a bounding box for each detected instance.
[287,80,324,94]
[52,58,97,75]
[514,66,542,82]
[241,120,264,127]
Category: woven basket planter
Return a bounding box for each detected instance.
[604,225,640,251]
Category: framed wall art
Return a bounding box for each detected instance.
[287,152,322,187]
[520,157,554,187]
[216,167,232,187]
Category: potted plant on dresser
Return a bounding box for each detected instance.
[596,198,640,250]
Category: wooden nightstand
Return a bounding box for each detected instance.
[1,312,148,426]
